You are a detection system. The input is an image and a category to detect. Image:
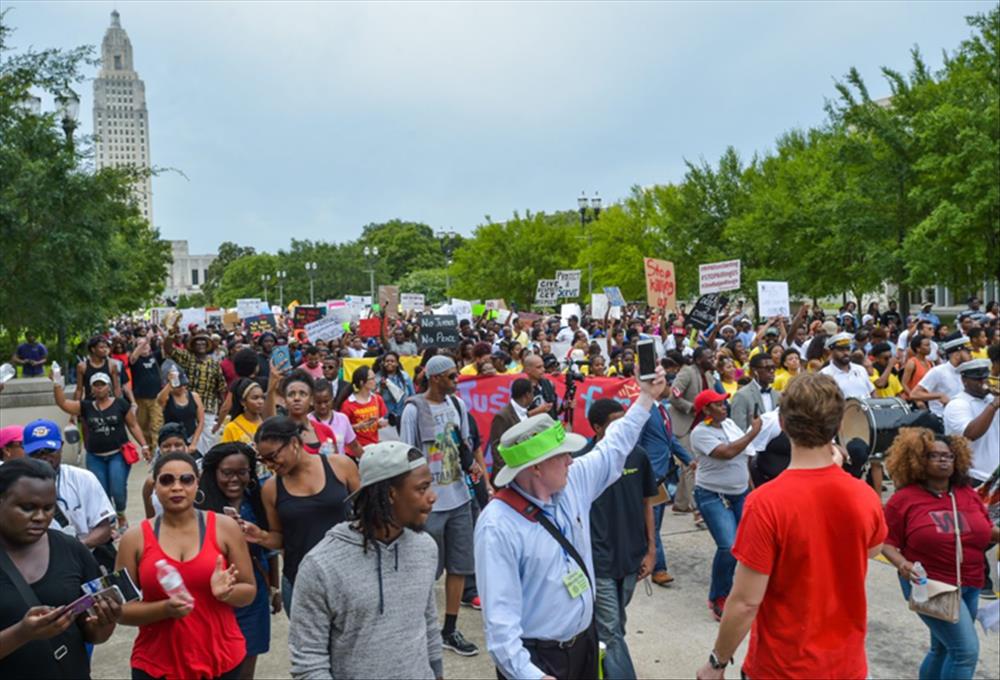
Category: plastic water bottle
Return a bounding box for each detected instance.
[0,363,15,384]
[168,367,180,388]
[911,561,929,603]
[156,559,194,608]
[51,362,64,387]
[319,440,334,457]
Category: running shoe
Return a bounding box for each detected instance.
[461,596,482,610]
[442,630,479,656]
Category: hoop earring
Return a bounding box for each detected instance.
[195,489,206,505]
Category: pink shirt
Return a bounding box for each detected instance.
[308,411,357,453]
[300,362,325,380]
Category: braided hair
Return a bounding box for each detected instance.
[196,442,268,531]
[350,447,424,553]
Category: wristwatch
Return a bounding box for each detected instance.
[709,650,731,670]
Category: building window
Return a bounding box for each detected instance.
[191,269,199,286]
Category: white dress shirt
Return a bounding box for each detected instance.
[944,391,998,482]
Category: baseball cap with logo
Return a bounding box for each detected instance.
[22,419,63,455]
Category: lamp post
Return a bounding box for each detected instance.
[276,271,287,310]
[577,191,601,300]
[363,246,379,303]
[261,274,269,303]
[53,90,80,373]
[305,261,318,306]
[436,230,458,299]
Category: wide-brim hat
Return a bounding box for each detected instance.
[187,331,211,349]
[494,414,587,488]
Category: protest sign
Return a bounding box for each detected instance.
[243,314,276,334]
[327,304,352,326]
[485,299,507,311]
[757,281,790,318]
[326,299,346,312]
[472,303,486,317]
[495,309,512,324]
[451,299,473,323]
[643,258,676,310]
[535,279,560,306]
[304,315,346,343]
[560,303,582,323]
[236,298,263,320]
[699,259,741,295]
[149,307,171,326]
[377,285,400,318]
[222,311,240,331]
[688,293,729,331]
[345,295,371,321]
[293,305,325,329]
[604,286,626,308]
[418,314,460,348]
[590,293,608,319]
[205,309,223,327]
[556,270,582,298]
[179,307,207,330]
[358,318,381,338]
[401,293,425,312]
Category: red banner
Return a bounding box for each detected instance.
[455,373,641,463]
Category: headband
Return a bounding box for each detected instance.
[241,381,260,402]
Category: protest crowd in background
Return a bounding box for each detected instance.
[1,282,999,680]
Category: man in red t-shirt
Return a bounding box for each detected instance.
[697,373,887,680]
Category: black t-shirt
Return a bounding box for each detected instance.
[579,442,658,579]
[81,397,131,454]
[130,350,162,399]
[530,379,559,419]
[0,531,101,679]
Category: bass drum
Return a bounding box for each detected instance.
[838,397,912,458]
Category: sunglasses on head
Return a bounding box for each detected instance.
[157,473,197,487]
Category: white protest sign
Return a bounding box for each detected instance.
[450,299,473,323]
[590,293,608,319]
[432,304,453,316]
[237,298,263,320]
[535,279,560,306]
[179,307,206,329]
[345,295,371,321]
[495,309,512,324]
[401,293,425,312]
[556,270,582,298]
[757,281,790,318]
[485,299,507,311]
[206,310,223,326]
[560,303,582,322]
[699,259,741,295]
[305,315,346,342]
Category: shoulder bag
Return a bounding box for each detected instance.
[908,491,962,623]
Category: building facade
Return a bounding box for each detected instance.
[93,10,153,224]
[164,241,216,301]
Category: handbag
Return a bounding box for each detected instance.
[121,441,140,465]
[908,491,962,623]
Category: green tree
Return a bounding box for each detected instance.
[580,191,661,302]
[203,241,255,304]
[396,267,448,304]
[358,220,450,283]
[214,253,278,307]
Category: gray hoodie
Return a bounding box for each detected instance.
[289,521,443,680]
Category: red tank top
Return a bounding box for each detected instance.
[131,511,246,679]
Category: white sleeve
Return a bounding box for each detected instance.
[917,369,938,392]
[570,400,651,502]
[943,399,972,437]
[81,471,116,530]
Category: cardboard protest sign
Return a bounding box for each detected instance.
[419,314,460,348]
[556,270,582,298]
[293,306,325,329]
[345,295,371,321]
[400,293,425,312]
[688,293,729,331]
[305,315,345,343]
[603,286,626,308]
[450,299,473,324]
[643,258,676,310]
[236,299,263,320]
[378,286,400,318]
[590,293,609,319]
[243,314,277,334]
[535,279,560,306]
[699,259,741,295]
[495,309,512,324]
[757,281,790,318]
[358,318,382,338]
[222,311,240,331]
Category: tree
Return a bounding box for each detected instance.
[579,191,661,302]
[396,267,448,304]
[203,241,255,303]
[214,253,278,307]
[358,220,449,283]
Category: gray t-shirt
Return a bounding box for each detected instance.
[400,397,471,512]
[690,419,751,495]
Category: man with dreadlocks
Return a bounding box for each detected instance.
[288,441,443,680]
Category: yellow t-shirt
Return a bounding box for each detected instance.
[459,363,479,376]
[773,369,795,392]
[870,372,905,399]
[721,380,739,397]
[221,415,260,445]
[971,347,988,360]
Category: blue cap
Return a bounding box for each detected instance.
[23,419,62,454]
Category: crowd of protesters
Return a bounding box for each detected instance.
[0,293,997,680]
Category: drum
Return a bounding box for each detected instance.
[839,397,912,458]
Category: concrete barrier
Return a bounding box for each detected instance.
[1,377,84,465]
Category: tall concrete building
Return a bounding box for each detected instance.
[93,10,153,224]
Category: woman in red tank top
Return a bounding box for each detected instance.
[116,452,256,680]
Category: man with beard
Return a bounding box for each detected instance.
[165,322,227,453]
[944,359,999,486]
[912,333,971,417]
[523,353,559,419]
[868,342,907,399]
[288,441,443,680]
[820,333,874,400]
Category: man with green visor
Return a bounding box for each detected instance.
[474,365,665,680]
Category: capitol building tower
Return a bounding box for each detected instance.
[93,10,153,224]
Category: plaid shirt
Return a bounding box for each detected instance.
[170,347,226,414]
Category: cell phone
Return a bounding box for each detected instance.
[64,586,117,617]
[83,568,141,602]
[271,345,290,370]
[637,339,657,381]
[223,506,239,518]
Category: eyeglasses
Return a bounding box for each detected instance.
[926,453,955,461]
[219,468,251,480]
[258,441,289,464]
[157,473,197,487]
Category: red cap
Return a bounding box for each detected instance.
[694,389,727,415]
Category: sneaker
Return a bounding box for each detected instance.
[981,590,998,601]
[442,630,479,656]
[461,596,482,610]
[651,571,675,587]
[709,596,726,622]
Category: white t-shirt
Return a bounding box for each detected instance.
[750,409,783,452]
[897,331,939,361]
[820,363,875,400]
[690,419,752,495]
[944,392,998,482]
[51,464,116,538]
[916,362,963,417]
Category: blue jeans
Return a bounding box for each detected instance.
[694,486,747,601]
[282,574,294,617]
[595,575,638,680]
[899,577,980,679]
[652,505,668,573]
[86,451,130,514]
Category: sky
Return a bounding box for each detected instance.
[6,1,995,255]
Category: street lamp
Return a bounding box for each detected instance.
[260,274,269,303]
[55,90,80,155]
[305,262,318,306]
[577,191,602,299]
[436,230,458,299]
[276,270,287,310]
[363,246,379,303]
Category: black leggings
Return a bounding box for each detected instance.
[131,659,243,680]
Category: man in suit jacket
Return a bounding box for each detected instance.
[669,347,719,445]
[730,352,781,431]
[487,378,534,484]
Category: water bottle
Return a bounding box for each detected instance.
[319,440,334,457]
[169,367,180,388]
[51,362,64,387]
[156,559,194,608]
[0,363,15,384]
[911,561,929,603]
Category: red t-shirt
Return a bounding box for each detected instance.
[883,484,992,588]
[339,393,387,447]
[732,465,887,680]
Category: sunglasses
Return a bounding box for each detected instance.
[444,373,459,381]
[157,473,197,487]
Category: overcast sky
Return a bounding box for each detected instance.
[6,1,993,254]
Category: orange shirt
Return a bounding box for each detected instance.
[339,393,387,447]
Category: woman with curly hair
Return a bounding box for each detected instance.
[881,428,999,680]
